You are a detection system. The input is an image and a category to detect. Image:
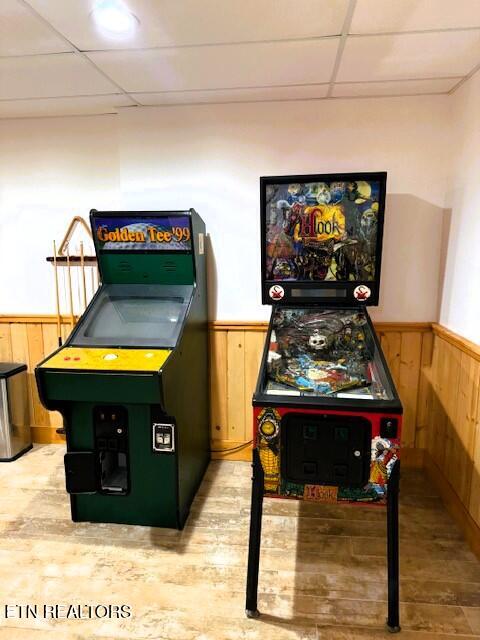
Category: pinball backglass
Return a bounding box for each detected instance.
[261,173,386,306]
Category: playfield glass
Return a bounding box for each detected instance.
[70,284,192,348]
[263,307,393,401]
[264,179,382,283]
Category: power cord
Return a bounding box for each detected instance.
[210,439,253,453]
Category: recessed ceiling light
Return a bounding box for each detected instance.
[91,0,139,36]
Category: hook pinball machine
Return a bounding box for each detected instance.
[245,173,403,632]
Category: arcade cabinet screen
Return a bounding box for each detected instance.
[112,297,184,324]
[264,178,383,283]
[71,285,192,348]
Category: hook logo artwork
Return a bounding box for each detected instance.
[353,285,371,301]
[269,285,285,300]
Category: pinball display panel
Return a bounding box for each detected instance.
[246,173,403,632]
[36,210,209,530]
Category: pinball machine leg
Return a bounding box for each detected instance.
[386,459,401,633]
[245,448,265,619]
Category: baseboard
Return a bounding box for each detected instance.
[210,439,252,461]
[424,450,480,560]
[401,447,425,468]
[31,425,66,445]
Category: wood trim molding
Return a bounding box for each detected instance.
[424,450,480,560]
[374,322,432,333]
[210,321,268,331]
[210,321,432,332]
[210,439,252,461]
[432,323,480,363]
[30,426,66,445]
[0,314,79,324]
[2,315,433,333]
[401,447,425,469]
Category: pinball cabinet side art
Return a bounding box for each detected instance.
[245,173,403,632]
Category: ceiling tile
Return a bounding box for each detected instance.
[337,31,480,82]
[0,53,119,99]
[0,0,73,56]
[0,94,133,118]
[27,0,348,50]
[133,84,329,106]
[351,0,480,34]
[88,39,339,92]
[332,77,460,97]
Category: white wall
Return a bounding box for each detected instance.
[440,70,480,344]
[0,95,451,321]
[0,114,120,314]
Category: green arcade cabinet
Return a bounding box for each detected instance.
[36,209,209,529]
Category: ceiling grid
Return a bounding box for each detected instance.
[0,0,478,117]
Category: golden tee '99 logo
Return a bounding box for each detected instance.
[294,204,345,243]
[97,226,190,244]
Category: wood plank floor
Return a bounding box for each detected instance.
[0,445,479,639]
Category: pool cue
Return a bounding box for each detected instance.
[76,267,82,317]
[80,241,87,311]
[91,265,95,298]
[53,240,62,347]
[66,245,75,328]
[61,266,68,343]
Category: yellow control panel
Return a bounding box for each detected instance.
[40,347,172,372]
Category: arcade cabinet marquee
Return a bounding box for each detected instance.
[36,209,209,530]
[246,173,403,632]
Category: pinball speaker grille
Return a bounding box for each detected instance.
[281,414,371,488]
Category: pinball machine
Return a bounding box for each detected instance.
[245,173,403,632]
[36,209,209,529]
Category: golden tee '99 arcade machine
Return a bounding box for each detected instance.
[36,209,209,530]
[246,173,403,632]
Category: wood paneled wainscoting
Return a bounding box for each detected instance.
[422,324,480,556]
[210,321,432,466]
[0,316,432,455]
[0,316,73,444]
[1,315,480,555]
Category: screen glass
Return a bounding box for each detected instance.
[264,178,382,283]
[70,284,192,348]
[92,214,192,252]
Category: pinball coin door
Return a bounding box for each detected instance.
[246,173,403,633]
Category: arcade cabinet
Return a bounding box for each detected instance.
[246,173,403,631]
[36,210,209,529]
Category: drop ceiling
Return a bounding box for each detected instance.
[0,0,479,118]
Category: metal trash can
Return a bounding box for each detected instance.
[0,363,32,462]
